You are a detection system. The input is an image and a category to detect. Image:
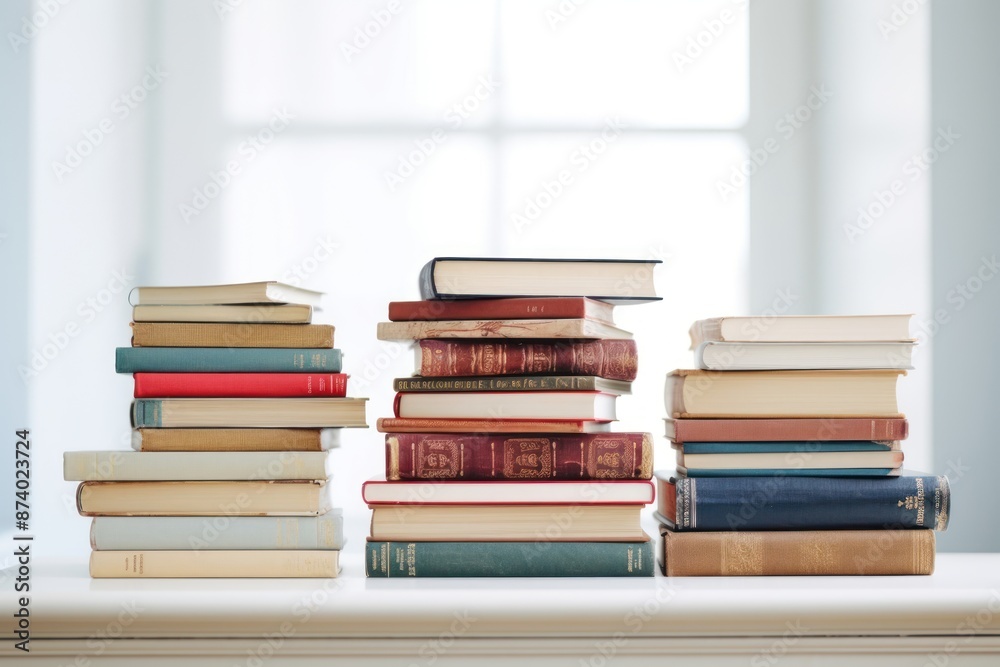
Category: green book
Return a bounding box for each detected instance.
[115,347,342,373]
[365,539,653,577]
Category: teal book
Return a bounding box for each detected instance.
[365,539,653,577]
[115,347,342,373]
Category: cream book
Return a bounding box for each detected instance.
[90,550,340,578]
[694,341,915,371]
[676,449,904,471]
[132,304,313,323]
[129,281,323,307]
[76,480,331,516]
[131,428,342,452]
[377,318,632,341]
[689,314,914,347]
[131,397,368,428]
[64,450,330,481]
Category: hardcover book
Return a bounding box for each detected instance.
[132,304,313,323]
[131,428,341,451]
[384,432,653,481]
[393,391,617,421]
[116,347,343,373]
[362,479,655,505]
[694,341,915,371]
[689,314,914,346]
[90,550,340,578]
[133,372,348,398]
[76,480,331,516]
[664,417,909,443]
[130,322,334,348]
[129,281,323,307]
[392,375,631,395]
[377,318,631,341]
[417,339,638,381]
[64,450,330,481]
[366,538,653,577]
[388,297,615,324]
[130,397,368,428]
[376,418,611,434]
[675,447,904,473]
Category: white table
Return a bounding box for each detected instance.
[5,552,1000,666]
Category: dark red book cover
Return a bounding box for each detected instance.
[388,297,614,323]
[133,373,348,398]
[384,432,652,481]
[417,339,638,381]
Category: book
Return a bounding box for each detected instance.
[385,432,653,481]
[658,526,935,576]
[376,418,611,434]
[675,441,899,453]
[393,391,616,421]
[655,472,950,531]
[388,297,615,324]
[133,373,348,398]
[130,398,368,428]
[130,322,334,348]
[64,450,330,481]
[695,341,915,371]
[90,550,340,578]
[76,480,331,516]
[664,417,909,443]
[393,375,632,395]
[675,448,904,472]
[116,347,342,373]
[366,538,653,577]
[132,304,313,323]
[132,428,341,452]
[665,370,904,418]
[129,281,323,307]
[417,339,638,381]
[419,257,661,303]
[377,318,632,341]
[689,314,914,346]
[90,513,345,550]
[370,505,644,541]
[362,479,655,505]
[677,466,901,478]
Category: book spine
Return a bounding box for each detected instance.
[376,418,600,434]
[385,433,653,481]
[366,540,653,577]
[130,323,334,348]
[674,475,950,531]
[90,550,340,578]
[132,400,163,428]
[671,418,909,443]
[393,376,599,392]
[64,451,329,481]
[116,348,343,373]
[91,515,344,550]
[133,373,348,398]
[388,298,590,322]
[418,340,638,381]
[134,428,324,451]
[661,529,935,576]
[418,258,439,300]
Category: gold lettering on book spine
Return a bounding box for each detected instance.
[639,434,653,479]
[586,435,636,479]
[387,437,400,481]
[502,438,552,478]
[415,440,460,478]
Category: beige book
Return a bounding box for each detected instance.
[130,322,334,348]
[132,397,368,428]
[64,450,330,481]
[129,281,323,307]
[132,304,312,323]
[90,550,340,578]
[676,449,903,471]
[132,428,340,451]
[689,314,914,347]
[77,480,331,516]
[377,318,632,341]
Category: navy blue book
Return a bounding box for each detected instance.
[655,471,950,531]
[115,347,342,373]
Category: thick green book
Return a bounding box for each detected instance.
[115,347,342,373]
[365,539,653,577]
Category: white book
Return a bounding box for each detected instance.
[689,314,914,346]
[695,341,915,371]
[90,513,344,550]
[395,391,617,420]
[129,281,323,307]
[64,450,330,481]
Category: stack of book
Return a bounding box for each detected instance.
[63,281,368,578]
[365,257,661,577]
[656,314,950,576]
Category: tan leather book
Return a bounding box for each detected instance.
[132,304,313,323]
[131,322,334,348]
[132,428,338,451]
[90,550,340,578]
[665,418,909,443]
[659,527,935,576]
[665,369,904,418]
[76,480,331,516]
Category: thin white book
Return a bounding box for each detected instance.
[129,281,323,307]
[64,450,330,481]
[394,391,617,421]
[361,480,654,505]
[689,314,914,346]
[695,341,915,371]
[677,450,904,471]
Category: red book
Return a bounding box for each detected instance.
[376,418,611,434]
[362,478,655,505]
[388,297,614,323]
[133,373,348,398]
[384,432,652,481]
[665,418,909,443]
[417,339,638,381]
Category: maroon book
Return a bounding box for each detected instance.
[417,339,638,381]
[384,432,653,481]
[388,297,614,323]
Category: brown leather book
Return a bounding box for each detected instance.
[659,527,935,576]
[419,339,638,381]
[131,322,334,348]
[388,297,615,323]
[665,418,909,443]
